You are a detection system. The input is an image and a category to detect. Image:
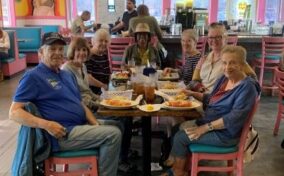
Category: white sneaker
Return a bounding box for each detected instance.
[151,162,163,171]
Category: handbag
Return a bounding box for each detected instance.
[243,125,259,163]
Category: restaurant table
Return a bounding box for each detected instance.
[97,106,201,176]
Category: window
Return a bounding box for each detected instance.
[1,0,11,26]
[265,0,280,23]
[76,0,95,21]
[217,0,256,22]
[217,0,227,21]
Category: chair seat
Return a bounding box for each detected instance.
[19,53,26,59]
[255,53,281,60]
[112,56,123,61]
[188,143,238,154]
[52,149,98,158]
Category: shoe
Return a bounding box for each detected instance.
[150,162,163,172]
[118,161,137,173]
[128,149,140,159]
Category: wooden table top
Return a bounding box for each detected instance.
[97,106,201,119]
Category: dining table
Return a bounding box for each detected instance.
[97,102,202,176]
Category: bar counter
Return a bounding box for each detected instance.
[83,32,266,66]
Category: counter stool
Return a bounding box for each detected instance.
[45,149,98,176]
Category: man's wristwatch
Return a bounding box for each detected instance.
[207,122,214,131]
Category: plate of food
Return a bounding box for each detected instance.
[111,71,130,80]
[157,70,179,81]
[138,104,161,112]
[162,100,201,110]
[100,98,138,109]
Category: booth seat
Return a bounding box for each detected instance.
[25,25,60,34]
[1,30,27,77]
[4,27,42,64]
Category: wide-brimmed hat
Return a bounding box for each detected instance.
[134,23,150,34]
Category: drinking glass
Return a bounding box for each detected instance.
[144,80,155,103]
[128,58,136,68]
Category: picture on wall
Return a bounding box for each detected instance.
[15,0,66,17]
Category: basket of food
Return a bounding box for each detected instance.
[101,89,133,100]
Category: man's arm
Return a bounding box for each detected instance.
[82,103,99,125]
[9,102,66,139]
[111,21,125,32]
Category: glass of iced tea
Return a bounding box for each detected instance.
[144,81,155,103]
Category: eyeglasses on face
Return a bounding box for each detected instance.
[208,36,223,41]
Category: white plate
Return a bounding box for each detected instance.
[138,104,161,112]
[100,100,138,109]
[162,101,201,110]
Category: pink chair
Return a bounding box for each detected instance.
[187,97,259,176]
[274,68,284,135]
[108,37,134,71]
[226,36,238,46]
[176,36,207,68]
[45,149,98,176]
[253,37,284,90]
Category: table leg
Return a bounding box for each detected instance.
[142,116,151,176]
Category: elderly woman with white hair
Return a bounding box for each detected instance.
[85,28,110,95]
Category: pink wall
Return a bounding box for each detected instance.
[257,0,266,24]
[208,0,218,24]
[162,0,171,15]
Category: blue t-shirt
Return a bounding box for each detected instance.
[13,63,86,151]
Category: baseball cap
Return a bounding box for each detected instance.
[42,32,66,46]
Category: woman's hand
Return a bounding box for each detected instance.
[101,84,108,90]
[162,67,171,76]
[185,125,208,140]
[181,89,194,96]
[45,121,67,139]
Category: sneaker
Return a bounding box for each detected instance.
[151,162,163,172]
[118,161,137,173]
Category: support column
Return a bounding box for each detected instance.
[209,0,219,24]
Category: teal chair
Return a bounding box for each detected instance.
[187,98,259,176]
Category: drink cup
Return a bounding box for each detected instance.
[144,82,155,103]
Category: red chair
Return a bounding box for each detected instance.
[187,97,259,176]
[45,149,98,176]
[107,37,134,71]
[274,67,284,135]
[176,36,207,69]
[226,36,238,46]
[253,37,284,90]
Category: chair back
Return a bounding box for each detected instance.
[196,36,207,56]
[5,30,18,59]
[108,37,134,71]
[262,36,284,60]
[237,97,260,158]
[276,68,284,98]
[226,36,238,46]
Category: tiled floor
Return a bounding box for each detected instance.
[0,72,284,176]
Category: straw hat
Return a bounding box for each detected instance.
[134,23,150,34]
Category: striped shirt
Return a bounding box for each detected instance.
[180,53,201,85]
[85,54,111,94]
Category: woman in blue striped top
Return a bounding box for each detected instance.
[163,29,201,85]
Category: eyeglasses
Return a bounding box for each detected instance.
[208,36,223,41]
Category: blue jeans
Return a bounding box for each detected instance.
[171,130,238,157]
[58,125,121,176]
